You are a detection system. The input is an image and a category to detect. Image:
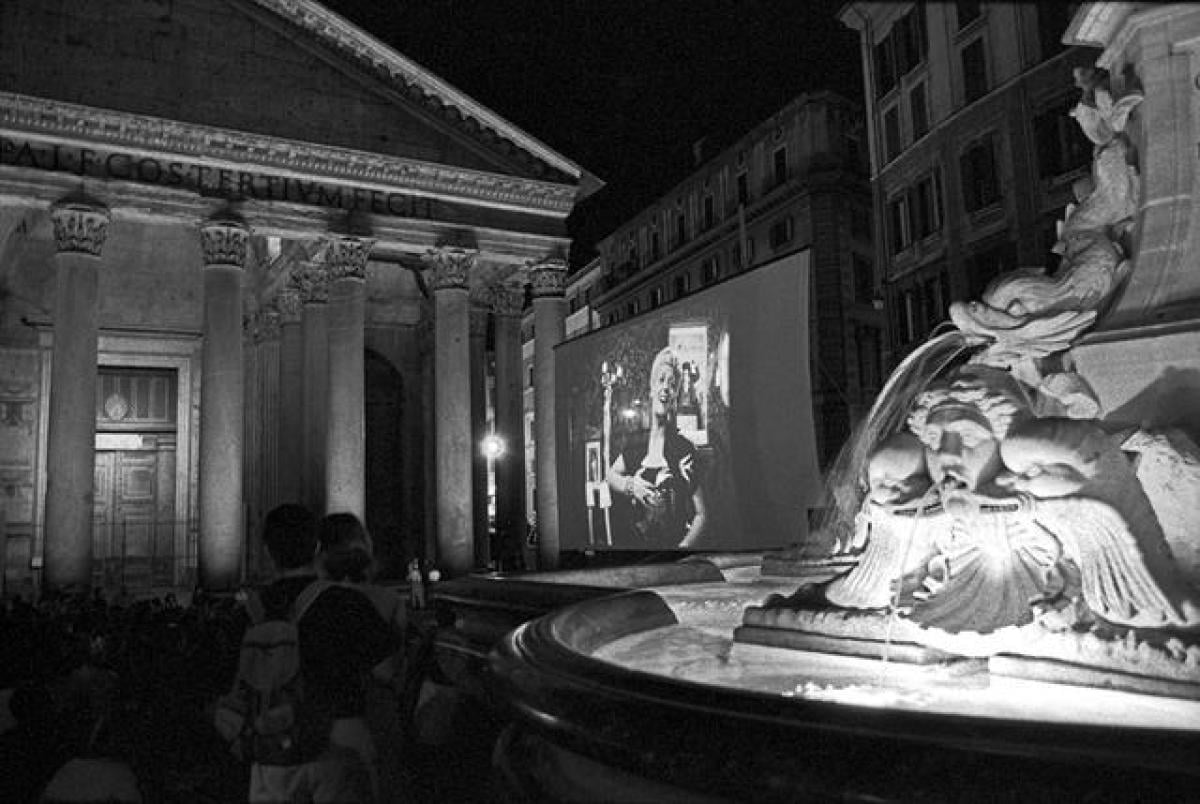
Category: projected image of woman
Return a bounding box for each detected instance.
[607,347,709,548]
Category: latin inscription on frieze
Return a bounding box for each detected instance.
[0,136,438,219]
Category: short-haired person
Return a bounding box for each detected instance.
[606,346,708,548]
[248,504,399,803]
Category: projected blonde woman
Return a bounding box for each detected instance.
[606,346,709,548]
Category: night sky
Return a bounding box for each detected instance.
[320,0,862,266]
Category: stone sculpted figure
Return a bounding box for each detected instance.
[825,366,1200,634]
[950,68,1143,372]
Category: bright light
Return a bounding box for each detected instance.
[482,434,506,459]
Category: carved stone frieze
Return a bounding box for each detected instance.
[0,92,577,214]
[424,247,476,291]
[528,258,568,299]
[325,236,375,282]
[199,215,250,267]
[50,195,111,256]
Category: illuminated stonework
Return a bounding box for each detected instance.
[50,196,110,256]
[199,216,249,267]
[528,258,567,298]
[293,260,330,304]
[489,281,526,317]
[424,247,476,291]
[325,236,375,282]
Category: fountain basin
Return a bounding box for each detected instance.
[482,560,1200,801]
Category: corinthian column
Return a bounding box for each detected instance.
[43,194,110,593]
[276,284,304,504]
[469,301,489,568]
[490,281,526,569]
[530,258,567,569]
[324,235,373,520]
[295,260,330,513]
[198,213,248,590]
[424,247,475,575]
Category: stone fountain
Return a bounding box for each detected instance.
[447,6,1200,800]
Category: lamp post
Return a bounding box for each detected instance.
[481,433,506,568]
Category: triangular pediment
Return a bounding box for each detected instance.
[0,0,588,188]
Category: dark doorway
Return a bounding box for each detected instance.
[365,349,409,579]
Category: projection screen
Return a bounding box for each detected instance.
[555,249,821,552]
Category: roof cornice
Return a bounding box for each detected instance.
[250,0,591,186]
[0,91,577,216]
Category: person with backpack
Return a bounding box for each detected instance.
[316,512,408,800]
[216,503,399,803]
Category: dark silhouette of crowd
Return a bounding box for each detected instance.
[0,585,251,802]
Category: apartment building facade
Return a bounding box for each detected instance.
[840,2,1094,365]
[577,92,879,468]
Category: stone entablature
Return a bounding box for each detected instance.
[0,92,577,217]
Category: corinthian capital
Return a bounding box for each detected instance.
[50,194,111,257]
[489,281,527,317]
[325,236,375,282]
[199,213,250,268]
[423,246,476,291]
[293,260,330,304]
[276,284,303,322]
[528,258,567,299]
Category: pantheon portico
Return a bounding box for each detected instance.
[0,0,598,593]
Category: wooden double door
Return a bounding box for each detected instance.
[92,433,177,591]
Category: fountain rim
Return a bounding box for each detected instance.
[488,585,1200,791]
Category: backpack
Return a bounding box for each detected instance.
[214,580,336,765]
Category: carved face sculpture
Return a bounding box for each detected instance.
[919,405,1004,495]
[865,432,930,506]
[649,349,681,418]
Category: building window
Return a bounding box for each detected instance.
[853,254,874,304]
[1034,98,1091,179]
[910,170,943,240]
[884,105,902,163]
[961,135,1000,213]
[961,37,988,104]
[650,286,663,309]
[769,216,793,249]
[650,228,662,261]
[701,256,719,285]
[773,147,788,187]
[626,299,639,318]
[956,0,981,29]
[909,82,929,141]
[674,273,690,298]
[888,194,909,254]
[568,296,579,314]
[703,194,715,230]
[675,211,686,248]
[874,32,897,99]
[526,364,534,387]
[736,172,748,205]
[894,4,927,76]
